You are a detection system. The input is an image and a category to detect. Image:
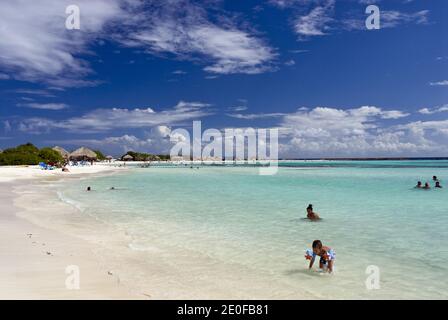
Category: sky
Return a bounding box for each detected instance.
[0,0,447,158]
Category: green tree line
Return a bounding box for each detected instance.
[0,143,64,166]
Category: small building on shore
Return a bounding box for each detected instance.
[122,154,134,161]
[69,147,98,161]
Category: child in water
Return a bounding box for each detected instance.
[305,240,336,273]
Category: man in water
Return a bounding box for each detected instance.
[423,182,431,190]
[435,181,443,188]
[87,186,91,191]
[415,181,422,188]
[306,204,320,220]
[433,176,439,182]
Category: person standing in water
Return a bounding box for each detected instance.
[306,204,320,220]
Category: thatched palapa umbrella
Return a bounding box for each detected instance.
[69,147,98,161]
[122,154,134,161]
[52,146,70,159]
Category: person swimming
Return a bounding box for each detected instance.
[306,204,320,220]
[415,181,422,188]
[87,186,91,191]
[435,181,443,188]
[423,182,431,190]
[433,176,439,182]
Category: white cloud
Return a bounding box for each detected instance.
[0,0,276,86]
[381,10,429,28]
[429,80,448,86]
[18,103,69,110]
[126,7,277,75]
[276,105,443,157]
[294,0,335,37]
[418,105,448,115]
[0,0,127,87]
[3,121,12,133]
[17,101,212,133]
[227,112,287,120]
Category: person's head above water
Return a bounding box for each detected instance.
[87,186,91,191]
[435,181,442,188]
[312,240,323,255]
[417,181,422,186]
[307,204,313,212]
[424,182,430,189]
[433,176,438,181]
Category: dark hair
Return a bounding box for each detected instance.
[312,240,322,249]
[307,204,313,210]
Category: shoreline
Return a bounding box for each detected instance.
[0,165,143,299]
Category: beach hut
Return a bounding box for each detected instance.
[69,147,98,161]
[52,146,70,159]
[122,154,134,161]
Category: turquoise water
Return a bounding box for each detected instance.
[58,161,448,299]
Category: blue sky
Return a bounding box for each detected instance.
[0,0,447,158]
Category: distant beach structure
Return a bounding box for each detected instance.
[122,154,134,161]
[69,147,98,162]
[52,146,70,160]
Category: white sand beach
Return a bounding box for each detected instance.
[0,165,142,299]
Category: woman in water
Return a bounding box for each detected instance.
[306,204,320,220]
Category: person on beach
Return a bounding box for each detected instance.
[435,181,443,188]
[306,204,320,220]
[423,182,431,190]
[305,240,335,273]
[415,181,422,188]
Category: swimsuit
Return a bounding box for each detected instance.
[305,248,336,264]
